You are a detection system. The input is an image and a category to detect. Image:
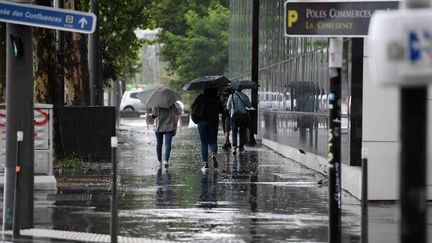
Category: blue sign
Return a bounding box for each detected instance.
[0,1,96,34]
[409,30,432,65]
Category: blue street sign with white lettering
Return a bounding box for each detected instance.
[0,1,96,34]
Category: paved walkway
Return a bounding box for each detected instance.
[2,117,429,242]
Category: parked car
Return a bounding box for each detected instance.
[120,90,146,111]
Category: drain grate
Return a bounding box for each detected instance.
[46,194,93,201]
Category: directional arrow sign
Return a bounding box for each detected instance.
[0,1,96,34]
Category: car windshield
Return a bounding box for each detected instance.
[130,92,139,98]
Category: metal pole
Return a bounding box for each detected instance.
[89,0,100,106]
[361,148,368,243]
[110,137,118,243]
[328,38,342,243]
[399,0,428,242]
[400,88,427,243]
[12,131,23,239]
[249,0,259,146]
[3,22,34,231]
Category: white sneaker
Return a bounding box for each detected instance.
[163,160,169,168]
[201,164,209,174]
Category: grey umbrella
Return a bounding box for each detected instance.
[137,86,181,109]
[182,75,230,91]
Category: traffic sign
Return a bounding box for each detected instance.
[284,1,398,37]
[0,1,96,34]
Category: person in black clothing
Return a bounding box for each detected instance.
[191,88,224,173]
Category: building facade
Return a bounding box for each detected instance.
[229,0,432,200]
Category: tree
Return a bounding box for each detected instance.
[160,3,229,109]
[98,0,152,84]
[33,0,57,104]
[164,4,229,82]
[152,0,228,75]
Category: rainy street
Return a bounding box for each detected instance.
[0,116,431,242]
[4,117,366,243]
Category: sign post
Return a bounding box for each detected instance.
[0,1,96,33]
[328,38,343,243]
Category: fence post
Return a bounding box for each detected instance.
[361,147,368,243]
[12,131,23,239]
[110,136,118,243]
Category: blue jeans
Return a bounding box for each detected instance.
[231,121,246,149]
[197,121,218,163]
[155,131,175,162]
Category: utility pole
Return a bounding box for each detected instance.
[89,0,101,106]
[3,22,34,230]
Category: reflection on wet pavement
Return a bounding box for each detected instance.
[0,117,365,242]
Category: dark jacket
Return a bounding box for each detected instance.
[191,93,224,127]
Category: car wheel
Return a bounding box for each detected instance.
[123,106,135,111]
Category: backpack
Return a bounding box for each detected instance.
[231,93,249,128]
[191,98,205,124]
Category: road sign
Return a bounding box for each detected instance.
[284,1,398,37]
[0,1,96,34]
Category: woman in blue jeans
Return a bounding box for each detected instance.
[191,88,224,173]
[152,102,182,168]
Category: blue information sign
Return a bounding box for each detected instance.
[0,1,96,34]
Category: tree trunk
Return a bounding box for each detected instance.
[0,23,5,103]
[65,0,85,106]
[33,21,57,103]
[77,1,91,106]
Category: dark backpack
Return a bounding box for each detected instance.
[191,99,205,124]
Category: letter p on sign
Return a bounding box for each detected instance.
[288,10,298,27]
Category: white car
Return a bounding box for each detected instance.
[120,90,146,111]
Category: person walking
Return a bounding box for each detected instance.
[191,88,224,173]
[220,87,234,150]
[227,88,251,155]
[152,102,182,168]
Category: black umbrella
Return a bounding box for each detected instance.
[230,80,259,90]
[182,75,230,91]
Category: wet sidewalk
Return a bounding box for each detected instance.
[1,117,429,242]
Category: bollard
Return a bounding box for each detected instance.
[13,131,23,239]
[110,136,118,243]
[361,148,368,243]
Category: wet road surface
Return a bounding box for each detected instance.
[3,117,418,242]
[81,117,361,242]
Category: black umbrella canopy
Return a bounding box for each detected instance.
[182,75,230,91]
[230,80,259,90]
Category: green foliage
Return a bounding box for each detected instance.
[58,153,85,170]
[162,4,229,107]
[79,0,152,84]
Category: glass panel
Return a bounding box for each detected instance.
[228,0,352,163]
